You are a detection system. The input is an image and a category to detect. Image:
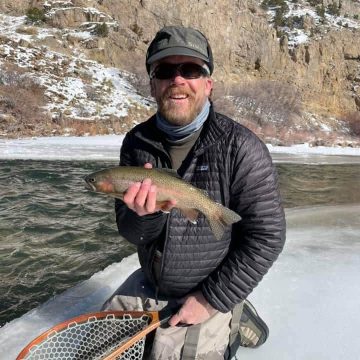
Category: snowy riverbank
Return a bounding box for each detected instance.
[1,135,359,163]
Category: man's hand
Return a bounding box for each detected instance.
[168,291,217,326]
[123,163,176,216]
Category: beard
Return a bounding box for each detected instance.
[157,86,204,126]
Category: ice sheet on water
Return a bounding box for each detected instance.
[239,204,360,359]
[0,205,359,359]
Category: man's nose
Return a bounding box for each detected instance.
[171,71,186,84]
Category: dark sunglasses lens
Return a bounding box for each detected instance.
[153,64,176,79]
[154,63,206,80]
[180,63,205,79]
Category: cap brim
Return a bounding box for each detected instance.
[147,46,209,65]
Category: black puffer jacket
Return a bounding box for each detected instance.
[115,107,286,313]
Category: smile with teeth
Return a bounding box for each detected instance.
[169,94,188,100]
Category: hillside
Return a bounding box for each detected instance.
[0,0,359,147]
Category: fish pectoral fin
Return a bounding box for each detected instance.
[179,208,199,224]
[156,200,173,212]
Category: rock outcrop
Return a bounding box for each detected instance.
[93,0,360,115]
[1,0,359,141]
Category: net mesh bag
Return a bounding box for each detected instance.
[20,313,152,360]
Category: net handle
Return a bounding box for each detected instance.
[16,310,166,360]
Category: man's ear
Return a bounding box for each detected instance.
[205,77,214,97]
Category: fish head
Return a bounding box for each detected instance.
[84,170,116,194]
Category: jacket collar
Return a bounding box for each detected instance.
[133,115,168,154]
[133,104,226,157]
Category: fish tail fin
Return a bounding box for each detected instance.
[207,204,241,240]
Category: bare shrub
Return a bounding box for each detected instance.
[84,85,100,101]
[93,23,109,37]
[211,82,239,119]
[121,65,151,99]
[59,104,154,137]
[16,26,38,35]
[62,118,122,136]
[341,112,360,137]
[72,120,109,136]
[26,7,46,25]
[262,124,278,139]
[130,72,152,98]
[278,129,312,145]
[213,80,302,128]
[0,84,48,121]
[115,54,152,99]
[130,23,144,38]
[0,65,51,136]
[0,64,26,86]
[75,104,93,118]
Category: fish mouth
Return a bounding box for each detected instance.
[84,176,97,191]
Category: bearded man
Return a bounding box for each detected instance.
[102,25,286,360]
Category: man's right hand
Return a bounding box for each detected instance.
[123,163,176,216]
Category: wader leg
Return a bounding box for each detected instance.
[101,269,232,360]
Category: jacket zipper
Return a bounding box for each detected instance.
[153,210,171,305]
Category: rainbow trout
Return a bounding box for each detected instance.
[84,166,241,240]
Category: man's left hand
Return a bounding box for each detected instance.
[168,290,217,326]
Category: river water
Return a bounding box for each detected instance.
[1,159,359,327]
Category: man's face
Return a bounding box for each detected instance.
[150,55,213,126]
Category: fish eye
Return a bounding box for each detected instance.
[88,177,95,183]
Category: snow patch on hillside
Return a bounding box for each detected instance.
[0,13,154,122]
[262,0,360,48]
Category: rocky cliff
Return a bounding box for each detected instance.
[0,0,359,145]
[40,0,358,115]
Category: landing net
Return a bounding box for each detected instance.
[19,313,151,360]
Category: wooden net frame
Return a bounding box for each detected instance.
[16,310,171,360]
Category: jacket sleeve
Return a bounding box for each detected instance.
[201,133,286,312]
[115,133,167,246]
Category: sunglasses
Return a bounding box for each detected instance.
[150,62,210,80]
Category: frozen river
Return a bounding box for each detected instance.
[0,136,359,359]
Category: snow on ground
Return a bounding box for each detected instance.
[0,135,359,163]
[267,143,360,164]
[267,143,360,156]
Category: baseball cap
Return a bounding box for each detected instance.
[146,26,214,75]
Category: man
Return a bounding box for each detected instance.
[102,26,286,359]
